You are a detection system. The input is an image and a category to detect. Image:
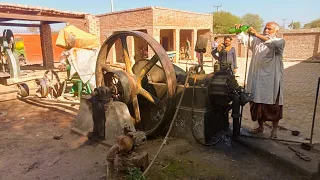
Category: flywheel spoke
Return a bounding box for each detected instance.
[137,54,159,83]
[139,87,165,110]
[132,95,141,123]
[120,36,132,74]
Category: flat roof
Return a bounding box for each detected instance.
[97,6,211,17]
[0,3,87,23]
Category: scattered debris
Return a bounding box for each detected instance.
[0,111,7,117]
[48,156,63,167]
[288,146,311,161]
[26,162,40,173]
[160,163,171,170]
[53,134,63,140]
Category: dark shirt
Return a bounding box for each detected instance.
[214,46,237,70]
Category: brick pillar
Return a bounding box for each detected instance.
[85,15,101,46]
[192,29,198,60]
[111,45,116,64]
[40,22,54,68]
[148,28,160,58]
[127,36,135,67]
[173,29,180,63]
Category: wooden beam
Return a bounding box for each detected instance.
[0,18,12,22]
[0,22,40,27]
[0,12,86,24]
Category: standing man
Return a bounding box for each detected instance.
[185,38,191,60]
[211,37,219,60]
[236,22,285,139]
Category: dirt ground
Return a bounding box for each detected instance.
[0,97,310,180]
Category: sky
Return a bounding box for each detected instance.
[1,0,319,31]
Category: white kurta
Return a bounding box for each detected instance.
[237,32,285,105]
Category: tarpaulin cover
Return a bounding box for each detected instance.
[56,25,99,49]
[60,48,98,89]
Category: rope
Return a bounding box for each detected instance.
[141,71,191,177]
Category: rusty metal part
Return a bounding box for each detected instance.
[35,78,49,98]
[117,135,134,153]
[43,69,62,98]
[301,143,312,151]
[96,31,177,136]
[17,82,29,97]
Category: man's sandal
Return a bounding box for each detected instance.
[249,128,264,134]
[269,131,277,139]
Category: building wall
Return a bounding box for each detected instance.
[97,7,154,42]
[97,7,154,63]
[153,7,212,29]
[197,29,211,58]
[282,32,320,60]
[15,34,64,64]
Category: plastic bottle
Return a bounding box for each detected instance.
[228,25,250,34]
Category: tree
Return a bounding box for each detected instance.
[213,11,241,34]
[288,21,301,29]
[241,13,264,32]
[303,18,320,29]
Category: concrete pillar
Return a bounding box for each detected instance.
[40,22,54,69]
[192,29,198,60]
[173,29,180,63]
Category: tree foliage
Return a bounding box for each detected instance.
[303,18,320,29]
[288,21,301,29]
[213,11,240,34]
[241,13,264,32]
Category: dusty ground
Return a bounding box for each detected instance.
[0,97,310,180]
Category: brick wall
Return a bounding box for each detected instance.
[282,32,320,60]
[67,14,100,39]
[85,15,100,40]
[68,20,87,32]
[97,7,154,42]
[153,7,212,29]
[197,30,211,58]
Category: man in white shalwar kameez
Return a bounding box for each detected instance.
[236,22,285,138]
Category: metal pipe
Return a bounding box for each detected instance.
[310,77,320,145]
[239,134,307,144]
[240,34,251,127]
[230,94,241,138]
[110,0,114,12]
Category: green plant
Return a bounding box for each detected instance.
[126,167,146,180]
